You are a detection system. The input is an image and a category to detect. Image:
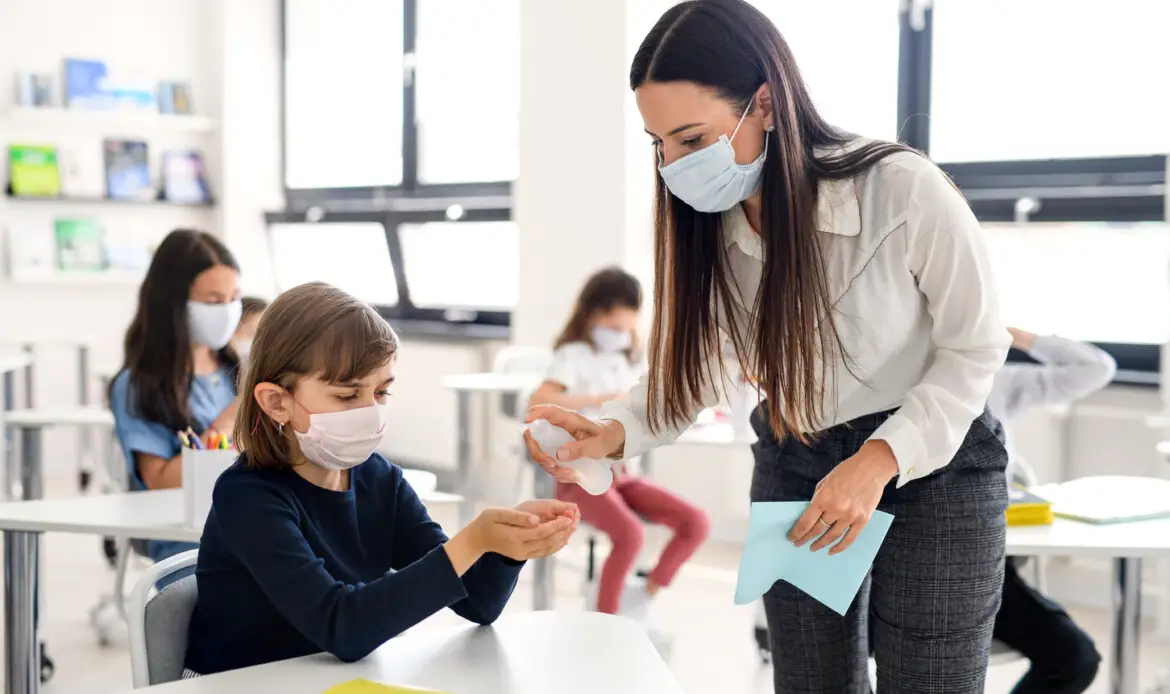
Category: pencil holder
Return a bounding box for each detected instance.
[182,448,238,529]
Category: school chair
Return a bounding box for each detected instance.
[89,432,155,646]
[491,345,553,501]
[129,549,199,688]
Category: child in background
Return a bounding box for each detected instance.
[109,229,242,573]
[986,327,1114,694]
[528,267,710,625]
[231,296,268,364]
[184,282,579,677]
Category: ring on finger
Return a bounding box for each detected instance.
[817,516,834,528]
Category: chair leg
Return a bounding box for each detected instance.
[113,538,131,621]
[586,537,596,582]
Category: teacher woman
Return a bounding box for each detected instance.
[524,1,1011,692]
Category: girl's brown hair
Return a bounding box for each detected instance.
[630,0,916,441]
[553,267,643,363]
[235,282,399,469]
[240,296,269,320]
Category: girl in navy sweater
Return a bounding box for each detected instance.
[184,282,579,676]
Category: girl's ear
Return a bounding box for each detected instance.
[755,83,774,131]
[254,382,292,425]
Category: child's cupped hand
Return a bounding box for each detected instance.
[472,503,579,562]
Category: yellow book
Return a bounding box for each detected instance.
[323,679,450,694]
[1006,486,1054,526]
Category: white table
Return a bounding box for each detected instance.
[127,611,681,694]
[1006,515,1170,694]
[0,491,195,694]
[1,407,115,502]
[0,486,462,694]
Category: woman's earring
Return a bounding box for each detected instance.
[766,124,776,132]
[278,422,284,434]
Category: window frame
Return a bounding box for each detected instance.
[898,2,1167,385]
[278,0,513,209]
[277,0,513,339]
[264,208,512,341]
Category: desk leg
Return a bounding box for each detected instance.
[1110,557,1142,694]
[19,428,42,502]
[531,466,558,611]
[5,530,39,694]
[1,372,12,503]
[456,391,474,529]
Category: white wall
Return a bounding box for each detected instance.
[0,0,294,474]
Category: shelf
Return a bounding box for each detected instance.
[5,272,144,287]
[5,194,214,209]
[4,106,217,133]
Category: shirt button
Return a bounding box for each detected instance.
[906,466,915,477]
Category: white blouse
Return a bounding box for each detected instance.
[600,143,1011,488]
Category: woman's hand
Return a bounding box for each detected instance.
[522,404,626,484]
[789,440,899,555]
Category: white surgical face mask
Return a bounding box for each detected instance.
[591,326,632,353]
[294,402,388,471]
[657,103,768,213]
[188,300,242,350]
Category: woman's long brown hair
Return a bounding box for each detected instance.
[630,0,916,441]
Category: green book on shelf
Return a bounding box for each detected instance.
[8,144,61,197]
[54,218,107,272]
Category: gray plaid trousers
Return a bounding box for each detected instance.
[750,405,1008,694]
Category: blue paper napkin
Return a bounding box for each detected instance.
[734,501,894,615]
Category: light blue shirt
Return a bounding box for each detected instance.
[110,367,237,489]
[109,366,236,569]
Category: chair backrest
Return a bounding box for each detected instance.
[493,346,553,418]
[129,550,199,688]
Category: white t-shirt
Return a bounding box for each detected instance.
[545,341,647,416]
[545,341,647,475]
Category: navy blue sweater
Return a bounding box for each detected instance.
[184,454,522,675]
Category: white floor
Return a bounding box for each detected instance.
[21,469,1169,693]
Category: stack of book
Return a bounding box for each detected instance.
[1006,486,1054,527]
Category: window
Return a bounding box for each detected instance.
[269,221,400,306]
[930,0,1170,163]
[399,221,519,310]
[986,222,1170,346]
[283,0,404,189]
[415,0,520,184]
[750,0,902,141]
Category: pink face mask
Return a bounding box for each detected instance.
[291,398,389,471]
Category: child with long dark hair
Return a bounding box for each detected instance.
[109,229,242,569]
[529,267,709,629]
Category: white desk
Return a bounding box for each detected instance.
[0,485,462,694]
[129,611,681,694]
[1,407,115,502]
[1006,515,1170,694]
[0,351,32,377]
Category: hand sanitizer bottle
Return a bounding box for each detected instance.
[527,419,614,495]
